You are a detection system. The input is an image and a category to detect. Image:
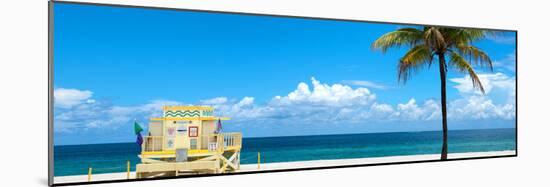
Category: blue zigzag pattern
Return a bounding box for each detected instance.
[165,110,201,117]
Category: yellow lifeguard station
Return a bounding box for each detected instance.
[136,106,242,178]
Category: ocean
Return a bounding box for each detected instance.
[54,128,516,176]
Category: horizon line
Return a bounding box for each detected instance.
[54,127,516,146]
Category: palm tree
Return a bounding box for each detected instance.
[372,27,494,160]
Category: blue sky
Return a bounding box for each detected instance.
[53,3,517,145]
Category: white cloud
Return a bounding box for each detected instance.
[450,73,515,94]
[54,75,516,133]
[54,94,182,132]
[342,80,389,90]
[205,78,423,124]
[200,97,228,105]
[271,77,376,107]
[392,99,441,121]
[450,72,516,103]
[54,88,93,108]
[448,96,515,120]
[207,76,514,123]
[449,73,516,120]
[193,78,380,125]
[199,96,267,120]
[362,102,394,120]
[370,103,394,114]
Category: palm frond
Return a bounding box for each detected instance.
[448,28,494,46]
[372,26,494,93]
[372,27,423,53]
[398,45,433,83]
[424,27,446,50]
[448,51,485,94]
[455,45,493,71]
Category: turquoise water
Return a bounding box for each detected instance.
[54,128,516,176]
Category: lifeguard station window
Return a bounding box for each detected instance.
[189,126,198,137]
[190,139,197,150]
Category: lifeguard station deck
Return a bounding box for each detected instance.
[136,106,242,178]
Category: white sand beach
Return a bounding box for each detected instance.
[54,150,515,184]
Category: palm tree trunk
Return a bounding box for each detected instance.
[438,53,448,160]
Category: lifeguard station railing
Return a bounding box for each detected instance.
[198,133,242,152]
[141,132,242,153]
[142,136,163,152]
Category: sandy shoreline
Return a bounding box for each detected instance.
[55,150,515,184]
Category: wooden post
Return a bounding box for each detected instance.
[257,152,261,169]
[237,151,241,170]
[87,167,92,182]
[127,160,131,179]
[215,144,221,173]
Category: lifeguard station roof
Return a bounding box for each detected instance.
[163,106,213,111]
[151,105,229,121]
[150,117,230,121]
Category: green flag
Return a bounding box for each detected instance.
[134,122,143,135]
